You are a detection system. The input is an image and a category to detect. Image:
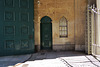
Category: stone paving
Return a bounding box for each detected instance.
[0,54,31,67]
[14,51,100,67]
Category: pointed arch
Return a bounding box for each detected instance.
[59,16,68,37]
[40,16,52,23]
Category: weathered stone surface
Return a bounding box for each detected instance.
[34,0,87,51]
[16,51,100,67]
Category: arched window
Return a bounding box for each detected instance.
[59,16,68,37]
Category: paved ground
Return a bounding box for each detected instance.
[13,51,100,67]
[0,54,31,67]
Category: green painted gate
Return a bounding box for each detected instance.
[40,16,52,50]
[0,0,34,56]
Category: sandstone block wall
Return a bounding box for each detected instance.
[34,0,87,51]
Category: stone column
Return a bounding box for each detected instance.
[96,0,100,54]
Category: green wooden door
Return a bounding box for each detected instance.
[40,16,52,50]
[0,0,34,56]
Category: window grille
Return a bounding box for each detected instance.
[59,16,68,38]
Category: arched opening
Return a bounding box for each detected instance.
[59,16,68,38]
[40,16,52,50]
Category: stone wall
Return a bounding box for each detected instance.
[34,0,87,51]
[75,0,87,51]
